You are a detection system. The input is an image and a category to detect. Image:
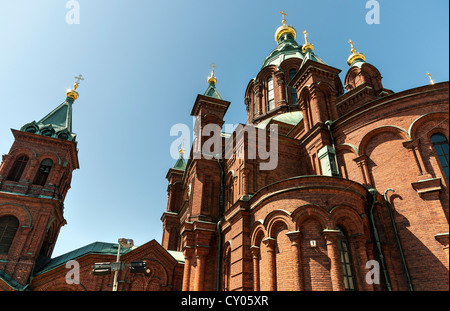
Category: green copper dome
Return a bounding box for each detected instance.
[262,32,304,69]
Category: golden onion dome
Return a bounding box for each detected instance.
[275,11,297,43]
[275,19,297,43]
[347,40,366,66]
[66,74,84,100]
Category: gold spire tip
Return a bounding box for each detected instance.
[207,64,217,85]
[179,138,186,155]
[279,10,287,25]
[301,30,314,53]
[427,72,435,85]
[347,40,365,66]
[66,74,84,100]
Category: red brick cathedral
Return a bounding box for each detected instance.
[0,17,448,291]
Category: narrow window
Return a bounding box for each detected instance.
[34,159,53,186]
[337,227,357,291]
[431,134,449,180]
[267,76,275,111]
[0,216,19,254]
[289,69,298,105]
[7,155,29,182]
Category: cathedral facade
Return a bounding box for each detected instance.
[0,17,448,291]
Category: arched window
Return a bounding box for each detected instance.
[337,227,357,291]
[431,134,449,180]
[267,76,275,111]
[289,69,298,105]
[7,155,29,182]
[0,216,19,254]
[34,159,53,186]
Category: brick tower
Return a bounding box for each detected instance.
[0,79,81,287]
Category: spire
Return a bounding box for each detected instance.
[347,40,366,66]
[275,10,297,42]
[301,30,314,53]
[66,74,84,101]
[20,75,84,141]
[173,139,187,171]
[427,72,435,85]
[207,64,217,85]
[204,64,223,99]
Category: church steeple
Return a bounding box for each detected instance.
[20,75,84,142]
[203,64,223,100]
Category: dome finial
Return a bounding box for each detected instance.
[347,40,366,66]
[279,10,288,25]
[66,74,84,100]
[302,30,314,53]
[274,11,297,42]
[207,63,217,85]
[427,72,435,85]
[179,137,185,155]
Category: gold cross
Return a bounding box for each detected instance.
[73,74,84,89]
[427,72,435,85]
[74,74,84,84]
[348,40,356,53]
[280,10,288,21]
[303,30,309,43]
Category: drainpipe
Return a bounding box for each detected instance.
[216,158,225,291]
[325,120,340,177]
[368,188,392,291]
[383,188,413,291]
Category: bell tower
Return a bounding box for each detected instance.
[0,77,82,287]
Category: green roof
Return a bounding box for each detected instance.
[256,111,303,129]
[33,241,133,275]
[20,97,77,142]
[173,154,187,171]
[204,81,223,100]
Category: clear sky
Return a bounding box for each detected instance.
[0,0,448,257]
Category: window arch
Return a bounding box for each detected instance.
[34,158,53,186]
[0,216,19,254]
[337,227,357,291]
[7,155,29,182]
[431,134,449,180]
[267,76,275,111]
[289,69,298,105]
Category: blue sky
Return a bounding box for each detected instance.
[0,0,448,257]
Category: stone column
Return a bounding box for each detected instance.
[250,245,260,291]
[353,155,372,187]
[275,70,286,106]
[194,246,209,291]
[299,101,310,132]
[242,168,250,197]
[403,139,431,178]
[286,231,303,291]
[351,234,373,291]
[262,237,277,291]
[323,229,345,291]
[254,83,263,116]
[182,247,194,291]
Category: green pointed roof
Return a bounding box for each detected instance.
[20,96,76,141]
[204,81,223,100]
[173,154,186,171]
[299,48,327,69]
